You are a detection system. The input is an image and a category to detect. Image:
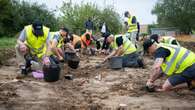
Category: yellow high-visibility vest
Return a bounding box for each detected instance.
[24,25,49,59]
[50,32,64,48]
[110,34,136,55]
[127,16,138,33]
[161,36,180,46]
[159,44,195,76]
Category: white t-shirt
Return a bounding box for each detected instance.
[101,23,106,33]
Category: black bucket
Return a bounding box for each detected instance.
[64,51,76,62]
[68,56,80,69]
[109,56,123,69]
[43,64,61,82]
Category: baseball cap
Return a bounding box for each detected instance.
[143,39,155,53]
[103,32,111,38]
[60,27,69,33]
[150,34,159,43]
[32,20,43,36]
[102,32,111,42]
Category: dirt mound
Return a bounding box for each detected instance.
[180,41,195,52]
[0,48,15,66]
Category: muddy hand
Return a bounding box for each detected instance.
[145,80,155,92]
[145,85,156,92]
[19,44,28,54]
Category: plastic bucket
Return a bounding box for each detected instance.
[43,64,61,82]
[64,51,76,62]
[68,56,80,69]
[109,56,123,69]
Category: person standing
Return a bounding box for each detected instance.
[85,17,93,34]
[124,11,138,48]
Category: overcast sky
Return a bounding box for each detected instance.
[27,0,158,25]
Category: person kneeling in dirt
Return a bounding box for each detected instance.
[50,27,69,62]
[81,32,96,55]
[66,33,82,52]
[15,20,51,75]
[100,32,111,55]
[143,39,195,92]
[150,34,180,46]
[103,34,144,68]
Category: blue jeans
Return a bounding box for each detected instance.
[122,52,141,67]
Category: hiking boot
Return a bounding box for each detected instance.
[19,65,27,75]
[19,65,31,75]
[21,68,28,75]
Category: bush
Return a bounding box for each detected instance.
[59,2,122,35]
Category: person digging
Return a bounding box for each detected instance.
[65,33,82,55]
[49,27,69,62]
[103,34,144,68]
[143,39,195,92]
[15,20,51,76]
[150,34,180,46]
[81,32,96,55]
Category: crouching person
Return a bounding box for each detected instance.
[144,39,195,92]
[81,32,96,55]
[150,34,180,46]
[15,20,51,76]
[50,27,69,62]
[67,33,81,52]
[103,34,144,68]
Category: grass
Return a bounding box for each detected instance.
[0,37,16,48]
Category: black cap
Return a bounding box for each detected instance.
[150,34,159,43]
[103,32,111,43]
[102,32,111,38]
[32,20,43,36]
[60,27,69,33]
[143,39,155,53]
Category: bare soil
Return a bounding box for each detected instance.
[0,42,195,110]
[0,55,195,110]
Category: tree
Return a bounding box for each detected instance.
[0,0,14,36]
[13,1,59,32]
[0,0,59,37]
[152,0,195,34]
[59,2,122,35]
[147,23,159,34]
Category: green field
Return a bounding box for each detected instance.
[0,37,16,48]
